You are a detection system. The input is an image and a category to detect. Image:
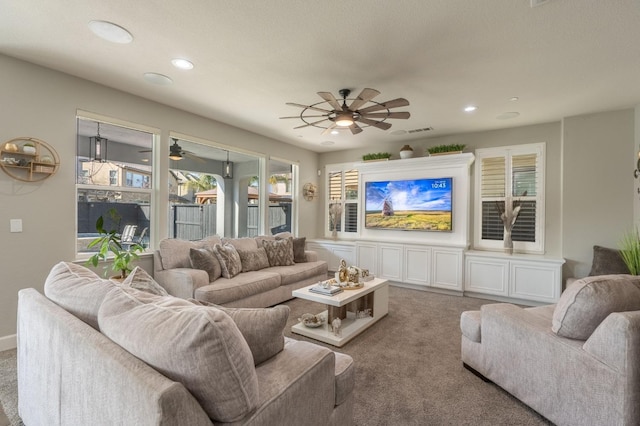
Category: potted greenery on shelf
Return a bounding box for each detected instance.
[427,144,466,156]
[86,209,144,280]
[362,152,392,161]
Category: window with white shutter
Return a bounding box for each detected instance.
[326,167,359,235]
[475,143,545,253]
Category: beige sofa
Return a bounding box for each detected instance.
[460,274,640,426]
[18,262,354,425]
[154,234,328,308]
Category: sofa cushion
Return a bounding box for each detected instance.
[43,261,115,329]
[191,299,289,365]
[159,236,222,270]
[266,260,328,286]
[121,266,168,296]
[552,274,640,340]
[460,310,481,343]
[589,245,630,276]
[225,237,259,252]
[195,270,282,305]
[237,247,270,272]
[98,287,259,422]
[213,243,243,279]
[262,237,295,267]
[190,247,222,282]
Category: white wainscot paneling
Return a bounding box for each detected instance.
[432,248,463,291]
[464,257,509,296]
[307,240,356,271]
[510,260,561,304]
[356,242,378,276]
[378,244,403,281]
[404,245,431,286]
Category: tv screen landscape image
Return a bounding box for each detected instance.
[365,177,453,231]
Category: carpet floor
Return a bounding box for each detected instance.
[0,285,552,425]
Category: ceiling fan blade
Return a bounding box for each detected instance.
[360,111,411,119]
[358,117,393,130]
[286,102,333,114]
[317,92,343,111]
[358,98,410,114]
[138,149,152,153]
[293,118,330,129]
[350,123,363,135]
[349,88,380,111]
[321,124,338,135]
[279,114,328,119]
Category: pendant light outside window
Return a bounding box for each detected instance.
[90,122,108,162]
[223,150,233,179]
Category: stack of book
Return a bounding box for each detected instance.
[309,284,343,296]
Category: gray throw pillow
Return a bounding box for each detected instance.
[121,266,168,296]
[237,247,270,272]
[213,243,242,278]
[589,245,630,276]
[277,235,306,262]
[552,274,640,340]
[262,237,295,267]
[190,299,289,365]
[98,287,259,422]
[190,247,222,282]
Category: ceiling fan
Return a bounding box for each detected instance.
[140,138,202,161]
[281,88,410,135]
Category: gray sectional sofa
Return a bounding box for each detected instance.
[154,234,328,308]
[18,261,354,425]
[460,274,640,426]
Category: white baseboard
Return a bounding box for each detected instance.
[0,334,17,352]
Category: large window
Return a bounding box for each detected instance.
[327,167,359,236]
[475,143,545,253]
[76,116,155,255]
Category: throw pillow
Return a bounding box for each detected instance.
[190,299,289,365]
[43,261,115,330]
[121,266,168,296]
[262,237,295,267]
[98,287,259,422]
[224,237,259,252]
[589,245,630,276]
[552,274,640,340]
[213,243,243,278]
[237,247,270,272]
[158,236,222,270]
[288,237,307,263]
[189,247,222,282]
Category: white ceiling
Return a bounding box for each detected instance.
[2,0,640,153]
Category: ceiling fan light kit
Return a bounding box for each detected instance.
[282,88,410,135]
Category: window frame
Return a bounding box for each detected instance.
[474,142,546,253]
[325,164,359,237]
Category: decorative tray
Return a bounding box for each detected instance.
[299,313,325,328]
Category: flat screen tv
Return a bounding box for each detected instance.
[365,177,453,231]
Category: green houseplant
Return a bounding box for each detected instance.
[427,144,466,155]
[86,209,144,279]
[619,227,640,275]
[362,152,392,161]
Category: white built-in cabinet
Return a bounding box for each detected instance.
[306,240,356,272]
[464,251,564,304]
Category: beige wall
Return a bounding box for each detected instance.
[562,109,635,278]
[0,54,319,342]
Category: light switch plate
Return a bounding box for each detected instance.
[10,219,22,233]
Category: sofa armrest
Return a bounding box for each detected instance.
[305,250,318,262]
[154,268,209,299]
[583,311,640,373]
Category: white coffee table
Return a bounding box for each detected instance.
[291,277,389,347]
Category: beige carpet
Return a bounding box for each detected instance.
[0,285,552,425]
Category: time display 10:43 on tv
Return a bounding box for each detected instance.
[364,177,453,231]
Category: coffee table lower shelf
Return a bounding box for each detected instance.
[292,310,382,347]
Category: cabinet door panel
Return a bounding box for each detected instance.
[356,244,378,276]
[404,246,431,285]
[464,257,508,295]
[510,261,561,303]
[378,245,402,281]
[432,249,462,290]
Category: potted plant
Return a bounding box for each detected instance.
[86,209,144,280]
[22,142,36,155]
[427,144,465,156]
[619,227,640,275]
[362,152,392,161]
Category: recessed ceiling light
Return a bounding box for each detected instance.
[496,112,520,120]
[171,58,194,70]
[321,141,335,146]
[509,97,519,102]
[143,72,173,85]
[464,105,478,113]
[330,130,339,135]
[88,20,133,44]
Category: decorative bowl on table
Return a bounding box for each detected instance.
[299,313,325,328]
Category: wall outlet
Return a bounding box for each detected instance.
[10,219,22,233]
